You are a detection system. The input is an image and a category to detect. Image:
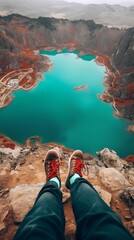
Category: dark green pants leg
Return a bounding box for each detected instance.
[70,178,133,240]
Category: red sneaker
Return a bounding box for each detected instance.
[65,150,84,189]
[44,149,60,183]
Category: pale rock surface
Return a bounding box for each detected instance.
[62,190,70,203]
[0,147,22,159]
[98,168,131,192]
[9,183,44,223]
[0,168,9,176]
[0,204,13,233]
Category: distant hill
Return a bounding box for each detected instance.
[0,0,134,27]
[121,2,134,7]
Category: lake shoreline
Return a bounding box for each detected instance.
[0,50,133,157]
[0,53,53,109]
[0,133,134,162]
[1,47,134,124]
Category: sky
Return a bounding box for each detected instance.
[65,0,134,5]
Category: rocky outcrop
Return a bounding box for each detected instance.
[100,28,134,120]
[0,15,123,56]
[97,148,125,170]
[112,28,134,71]
[98,168,131,192]
[120,187,134,217]
[0,140,134,239]
[97,148,134,186]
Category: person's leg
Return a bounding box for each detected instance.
[13,150,65,240]
[66,150,133,240]
[71,178,133,240]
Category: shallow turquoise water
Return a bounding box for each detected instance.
[0,51,133,157]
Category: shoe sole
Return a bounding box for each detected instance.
[65,150,83,189]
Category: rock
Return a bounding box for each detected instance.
[18,157,26,166]
[0,147,30,170]
[0,152,12,171]
[112,28,134,70]
[125,216,131,221]
[86,159,99,175]
[94,186,112,206]
[128,174,134,186]
[88,171,98,181]
[120,187,134,217]
[0,205,13,236]
[15,165,21,171]
[30,147,38,152]
[62,192,70,203]
[96,160,105,167]
[16,150,31,166]
[86,158,98,166]
[28,165,34,170]
[0,222,5,233]
[62,186,71,203]
[97,148,127,171]
[10,158,18,169]
[83,153,93,160]
[98,168,131,192]
[125,220,134,236]
[0,147,22,159]
[0,189,9,198]
[9,183,44,223]
[10,170,19,176]
[0,185,9,198]
[0,169,8,176]
[123,169,134,186]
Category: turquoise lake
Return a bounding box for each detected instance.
[0,50,134,157]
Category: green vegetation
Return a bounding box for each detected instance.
[37,17,57,31]
[73,19,103,31]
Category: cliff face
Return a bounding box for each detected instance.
[0,14,134,120]
[112,28,134,70]
[0,15,123,55]
[106,28,134,120]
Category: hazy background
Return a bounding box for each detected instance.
[65,0,134,6]
[0,0,134,27]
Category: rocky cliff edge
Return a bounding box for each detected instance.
[0,138,134,239]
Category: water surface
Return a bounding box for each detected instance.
[0,50,133,157]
